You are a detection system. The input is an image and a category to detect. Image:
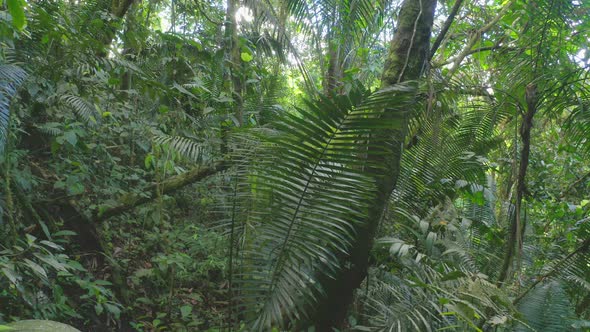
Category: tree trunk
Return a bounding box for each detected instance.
[96,0,136,57]
[325,40,342,93]
[312,0,437,329]
[497,83,537,285]
[225,0,243,126]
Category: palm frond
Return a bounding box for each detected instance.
[363,265,514,331]
[35,122,63,137]
[392,81,505,220]
[515,281,576,332]
[565,97,590,156]
[153,134,207,163]
[60,94,99,125]
[229,81,418,329]
[0,64,27,153]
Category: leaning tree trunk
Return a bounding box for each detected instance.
[312,0,437,329]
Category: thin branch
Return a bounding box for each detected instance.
[429,0,464,62]
[560,170,590,198]
[447,0,517,78]
[437,44,515,67]
[194,0,223,25]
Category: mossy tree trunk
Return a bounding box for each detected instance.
[94,162,228,222]
[312,0,437,329]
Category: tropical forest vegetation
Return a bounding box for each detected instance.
[1,0,590,330]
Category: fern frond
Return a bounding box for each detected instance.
[0,64,27,153]
[153,134,206,163]
[60,94,99,125]
[363,265,514,331]
[35,122,63,137]
[0,64,27,88]
[516,281,576,332]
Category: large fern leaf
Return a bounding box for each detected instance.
[153,134,207,162]
[60,94,99,125]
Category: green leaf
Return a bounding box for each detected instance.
[94,279,112,286]
[180,305,192,318]
[25,234,36,245]
[19,320,85,332]
[488,315,508,326]
[440,270,467,282]
[63,131,77,146]
[33,254,67,272]
[38,220,52,240]
[158,105,169,114]
[66,182,84,195]
[7,0,26,31]
[54,230,77,237]
[240,52,253,62]
[104,303,121,318]
[23,259,47,279]
[144,154,154,169]
[0,325,14,331]
[40,240,63,251]
[1,266,20,285]
[571,320,590,329]
[65,260,85,271]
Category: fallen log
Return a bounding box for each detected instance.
[93,162,228,222]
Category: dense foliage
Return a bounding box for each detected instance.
[1,0,589,331]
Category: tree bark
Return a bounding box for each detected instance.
[92,0,135,57]
[312,0,437,329]
[325,40,342,93]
